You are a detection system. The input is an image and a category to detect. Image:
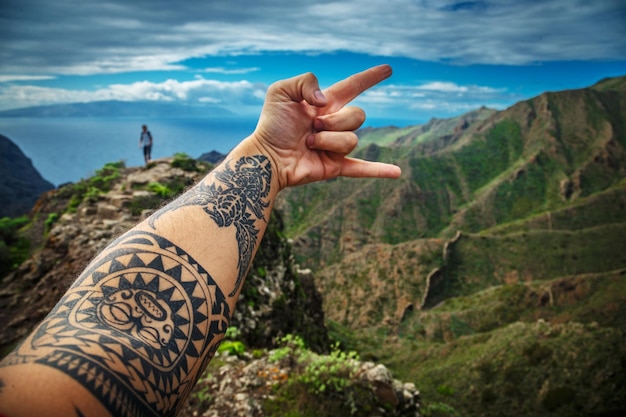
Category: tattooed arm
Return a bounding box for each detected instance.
[0,65,400,417]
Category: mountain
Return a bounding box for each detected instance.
[276,75,626,416]
[0,100,234,118]
[0,134,54,217]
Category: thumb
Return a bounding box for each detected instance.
[269,72,328,107]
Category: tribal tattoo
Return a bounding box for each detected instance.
[149,154,272,297]
[1,231,230,417]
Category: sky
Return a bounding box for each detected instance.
[1,0,625,126]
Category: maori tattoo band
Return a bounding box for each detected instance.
[3,231,230,417]
[150,154,272,297]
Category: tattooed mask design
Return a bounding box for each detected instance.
[97,288,174,349]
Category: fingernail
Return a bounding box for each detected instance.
[314,119,324,131]
[314,89,327,102]
[306,134,316,148]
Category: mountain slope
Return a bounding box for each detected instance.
[278,76,626,267]
[278,75,626,416]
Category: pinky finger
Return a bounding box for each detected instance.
[339,158,402,179]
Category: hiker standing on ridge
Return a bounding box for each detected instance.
[139,124,153,164]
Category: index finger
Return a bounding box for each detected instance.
[323,64,392,113]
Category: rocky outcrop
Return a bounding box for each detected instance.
[180,351,420,417]
[0,134,54,217]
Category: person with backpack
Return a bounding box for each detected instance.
[139,124,153,164]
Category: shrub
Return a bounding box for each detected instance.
[171,153,199,172]
[217,326,246,356]
[147,182,173,199]
[270,335,359,395]
[0,216,30,277]
[44,212,60,233]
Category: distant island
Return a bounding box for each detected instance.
[0,100,235,118]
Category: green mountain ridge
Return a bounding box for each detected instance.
[277,75,626,416]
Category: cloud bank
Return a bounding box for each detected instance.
[0,0,623,119]
[1,0,624,76]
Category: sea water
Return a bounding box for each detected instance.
[0,116,416,187]
[0,117,258,186]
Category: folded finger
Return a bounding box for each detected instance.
[307,131,359,155]
[268,72,328,107]
[323,64,392,113]
[315,106,365,132]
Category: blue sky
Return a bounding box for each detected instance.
[1,0,625,126]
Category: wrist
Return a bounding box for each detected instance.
[225,134,284,196]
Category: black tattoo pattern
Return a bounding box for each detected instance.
[1,231,230,417]
[149,155,272,297]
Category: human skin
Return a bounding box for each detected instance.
[0,64,400,417]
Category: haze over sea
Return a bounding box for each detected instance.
[0,116,415,187]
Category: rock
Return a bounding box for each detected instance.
[96,203,121,220]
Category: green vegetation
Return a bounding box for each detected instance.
[0,216,30,277]
[455,120,523,193]
[60,161,126,212]
[172,152,207,172]
[217,326,246,357]
[44,212,60,233]
[268,335,360,395]
[147,181,173,198]
[263,335,378,417]
[279,80,626,416]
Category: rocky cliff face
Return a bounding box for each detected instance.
[0,156,421,417]
[0,134,54,217]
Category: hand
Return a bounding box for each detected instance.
[250,64,401,190]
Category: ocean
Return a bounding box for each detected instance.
[0,116,416,187]
[0,117,259,186]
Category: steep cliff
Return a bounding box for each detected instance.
[0,134,54,217]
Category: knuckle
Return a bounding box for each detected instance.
[345,133,358,150]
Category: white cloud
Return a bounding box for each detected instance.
[0,77,266,111]
[418,82,469,93]
[200,67,261,75]
[0,75,56,82]
[355,81,515,119]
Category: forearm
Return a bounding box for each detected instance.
[0,137,279,417]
